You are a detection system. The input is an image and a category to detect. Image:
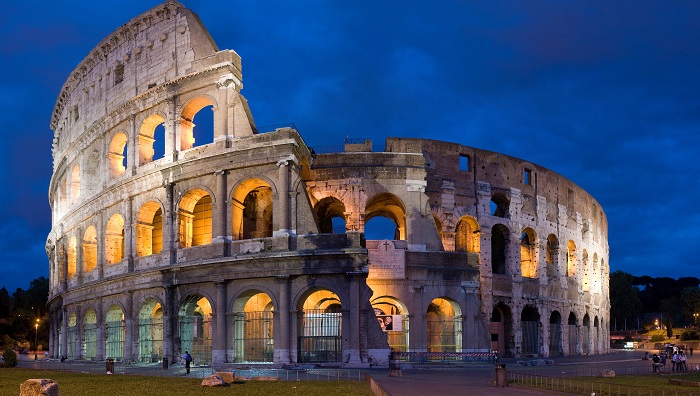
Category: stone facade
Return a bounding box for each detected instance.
[46,1,609,367]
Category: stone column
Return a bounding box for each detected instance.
[274,159,290,236]
[346,272,362,364]
[96,301,104,361]
[61,309,69,359]
[97,212,105,279]
[75,307,83,360]
[275,275,291,363]
[128,114,137,174]
[212,281,227,364]
[165,97,179,160]
[163,183,176,265]
[125,198,134,272]
[75,226,83,285]
[412,286,427,352]
[213,171,228,243]
[162,286,175,362]
[124,292,134,362]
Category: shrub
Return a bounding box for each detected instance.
[681,330,699,341]
[650,335,665,343]
[2,349,17,367]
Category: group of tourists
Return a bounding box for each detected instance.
[651,346,691,373]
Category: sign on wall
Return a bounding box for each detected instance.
[368,240,405,279]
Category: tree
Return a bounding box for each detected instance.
[0,287,11,318]
[681,287,700,324]
[609,270,642,329]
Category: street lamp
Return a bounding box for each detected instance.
[34,319,39,360]
[694,313,699,326]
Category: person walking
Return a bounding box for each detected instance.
[183,351,192,375]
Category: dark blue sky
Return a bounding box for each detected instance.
[1,1,698,291]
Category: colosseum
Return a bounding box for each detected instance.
[46,1,610,367]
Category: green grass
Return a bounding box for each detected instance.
[512,372,700,395]
[0,368,373,396]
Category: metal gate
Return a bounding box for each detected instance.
[387,316,409,352]
[521,320,539,356]
[549,323,563,356]
[105,320,125,360]
[582,325,590,354]
[180,314,212,365]
[83,323,97,359]
[234,311,274,362]
[67,326,76,358]
[138,318,163,362]
[427,315,460,357]
[298,310,342,363]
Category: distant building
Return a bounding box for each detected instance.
[46,1,609,366]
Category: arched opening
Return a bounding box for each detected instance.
[67,313,77,359]
[490,304,513,357]
[105,214,125,265]
[82,226,97,273]
[314,197,347,234]
[490,193,510,217]
[232,291,274,363]
[593,316,600,354]
[298,290,342,363]
[108,132,128,178]
[520,228,537,278]
[67,237,77,280]
[567,240,577,277]
[433,215,444,248]
[105,305,125,360]
[546,234,559,277]
[582,314,591,355]
[70,165,80,204]
[179,295,213,365]
[455,216,480,253]
[592,253,600,293]
[181,98,215,151]
[179,189,212,247]
[521,306,540,356]
[83,308,97,360]
[549,311,563,356]
[232,179,273,240]
[364,193,406,240]
[138,298,163,362]
[371,296,409,352]
[426,298,462,355]
[491,224,510,275]
[138,114,166,165]
[567,313,578,355]
[136,201,163,256]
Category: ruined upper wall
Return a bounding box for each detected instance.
[49,1,241,159]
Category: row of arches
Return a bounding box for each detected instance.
[53,96,215,220]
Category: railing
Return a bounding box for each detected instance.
[394,351,497,364]
[256,123,297,134]
[310,145,387,154]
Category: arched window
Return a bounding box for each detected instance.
[108,132,128,178]
[138,115,166,165]
[136,201,163,256]
[181,98,215,151]
[364,193,406,240]
[520,228,537,278]
[105,214,125,264]
[455,216,480,253]
[546,234,559,276]
[179,189,212,247]
[67,236,77,280]
[82,226,97,273]
[490,193,510,218]
[566,240,577,277]
[491,224,509,275]
[314,197,347,234]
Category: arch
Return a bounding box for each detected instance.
[546,234,559,277]
[137,298,163,362]
[67,312,77,359]
[371,296,409,352]
[82,225,97,273]
[138,114,166,165]
[549,311,563,356]
[179,188,212,247]
[180,97,215,151]
[521,305,540,356]
[232,290,275,363]
[105,304,125,360]
[70,165,80,204]
[179,295,213,365]
[491,224,510,275]
[433,215,443,243]
[108,132,128,178]
[566,240,577,277]
[490,303,513,357]
[314,196,347,234]
[83,307,97,359]
[582,314,591,354]
[455,216,480,253]
[592,253,600,293]
[567,312,579,355]
[520,228,537,278]
[593,315,600,354]
[490,193,510,218]
[67,236,77,280]
[427,297,462,354]
[105,214,125,264]
[364,193,406,240]
[298,289,342,363]
[136,201,163,256]
[231,178,273,240]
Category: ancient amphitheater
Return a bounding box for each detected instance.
[46,1,609,367]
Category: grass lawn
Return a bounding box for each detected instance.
[0,368,374,396]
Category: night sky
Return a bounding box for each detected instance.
[1,1,698,291]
